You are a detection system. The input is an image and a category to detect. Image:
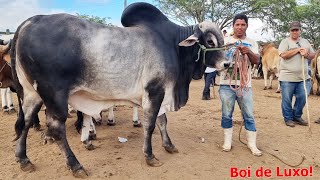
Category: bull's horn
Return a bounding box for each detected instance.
[211,35,218,48]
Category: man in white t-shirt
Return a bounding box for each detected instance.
[219,14,262,156]
[223,30,228,38]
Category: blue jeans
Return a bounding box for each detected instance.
[219,85,256,131]
[280,80,311,121]
[202,71,217,96]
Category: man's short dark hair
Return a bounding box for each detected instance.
[232,14,248,25]
[223,30,227,33]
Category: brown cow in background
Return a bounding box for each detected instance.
[310,50,320,95]
[0,41,13,88]
[261,43,281,92]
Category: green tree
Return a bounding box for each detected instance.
[155,0,262,29]
[255,0,298,40]
[259,0,319,48]
[295,0,320,48]
[76,13,113,26]
[155,0,319,47]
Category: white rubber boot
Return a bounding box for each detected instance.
[222,127,233,152]
[246,130,262,156]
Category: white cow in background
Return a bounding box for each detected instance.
[1,88,15,113]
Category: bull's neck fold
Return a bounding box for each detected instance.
[178,25,195,45]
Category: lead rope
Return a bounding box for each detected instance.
[0,62,7,73]
[228,49,250,97]
[238,124,305,167]
[0,62,7,88]
[195,43,234,64]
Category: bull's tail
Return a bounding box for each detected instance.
[11,21,26,141]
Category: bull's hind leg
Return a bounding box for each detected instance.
[262,66,268,90]
[156,114,178,153]
[44,92,87,177]
[268,73,275,89]
[15,94,42,172]
[142,80,165,167]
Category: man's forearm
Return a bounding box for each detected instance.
[247,50,260,64]
[280,48,300,59]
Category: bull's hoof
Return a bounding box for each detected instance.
[42,134,55,145]
[9,108,16,114]
[33,124,42,131]
[69,109,77,113]
[86,144,96,150]
[89,134,97,140]
[164,145,179,154]
[263,87,267,90]
[72,167,88,178]
[20,161,35,172]
[67,113,73,118]
[146,156,163,167]
[83,141,96,150]
[94,119,102,126]
[133,121,142,127]
[268,86,272,89]
[107,120,115,126]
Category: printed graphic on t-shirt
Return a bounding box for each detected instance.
[223,41,252,81]
[226,67,241,80]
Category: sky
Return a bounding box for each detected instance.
[0,0,273,41]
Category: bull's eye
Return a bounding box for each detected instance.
[207,40,214,46]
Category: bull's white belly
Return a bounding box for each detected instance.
[68,85,142,120]
[68,81,176,119]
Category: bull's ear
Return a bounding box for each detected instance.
[1,41,10,53]
[4,54,11,63]
[178,34,199,47]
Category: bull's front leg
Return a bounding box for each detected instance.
[156,114,178,153]
[142,81,165,167]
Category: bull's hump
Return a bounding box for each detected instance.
[121,2,169,27]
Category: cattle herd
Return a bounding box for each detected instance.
[0,2,320,178]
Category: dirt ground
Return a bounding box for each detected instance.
[0,78,320,180]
